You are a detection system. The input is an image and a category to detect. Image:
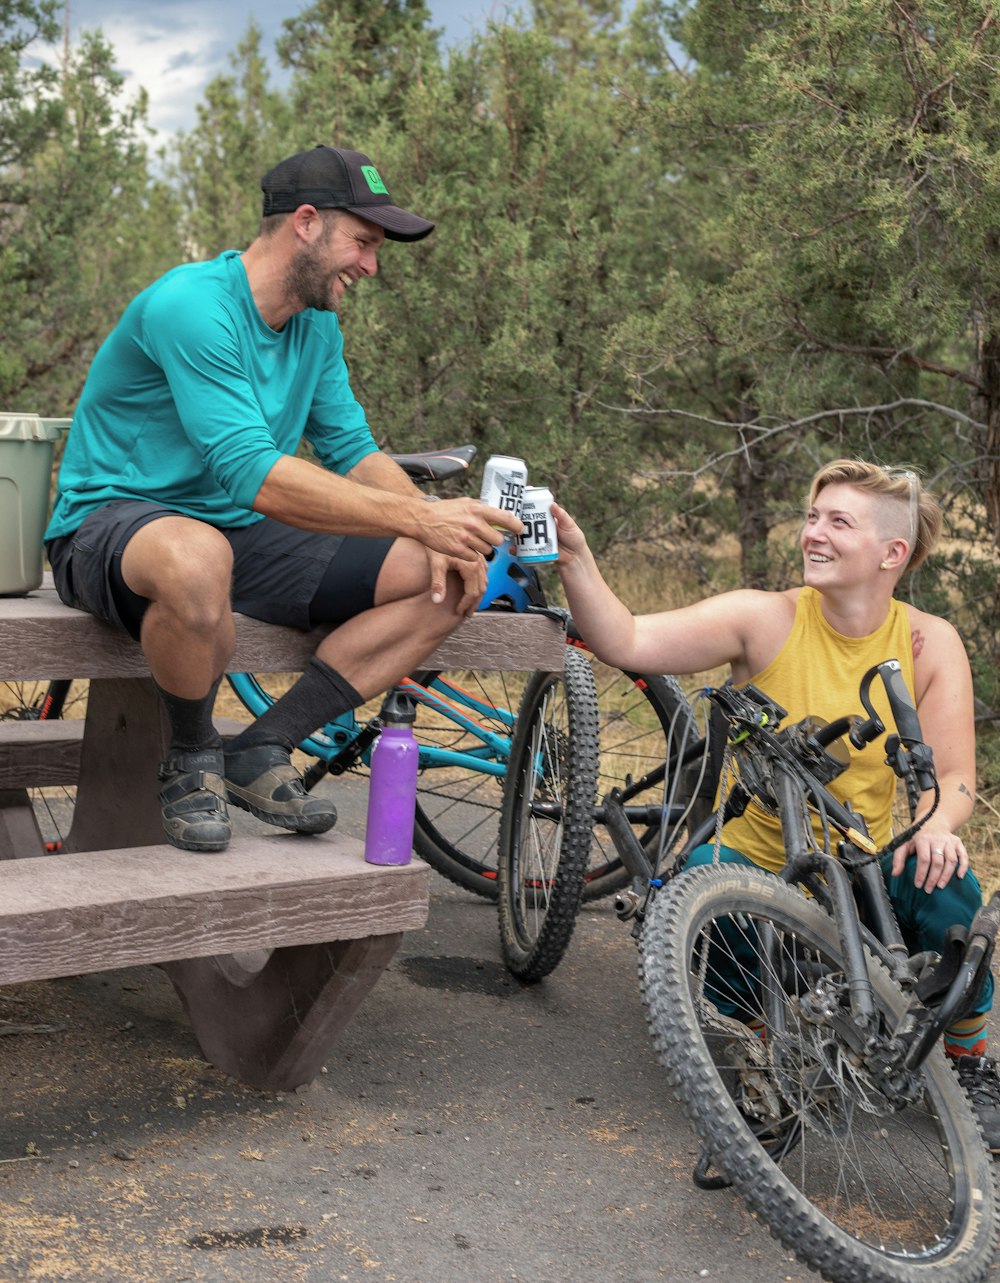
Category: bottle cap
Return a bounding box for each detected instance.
[381,687,417,724]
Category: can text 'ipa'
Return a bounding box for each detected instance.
[479,455,528,522]
[517,486,558,563]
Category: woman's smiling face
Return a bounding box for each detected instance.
[800,483,893,588]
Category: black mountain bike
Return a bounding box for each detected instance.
[549,659,1000,1281]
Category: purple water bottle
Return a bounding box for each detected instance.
[364,688,419,866]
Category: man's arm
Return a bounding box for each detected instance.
[347,450,425,498]
[345,451,498,613]
[253,453,517,564]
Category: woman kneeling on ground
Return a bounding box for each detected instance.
[553,458,999,1152]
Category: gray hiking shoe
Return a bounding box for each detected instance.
[224,742,337,834]
[956,1055,1000,1154]
[158,748,231,853]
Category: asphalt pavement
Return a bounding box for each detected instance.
[0,777,987,1283]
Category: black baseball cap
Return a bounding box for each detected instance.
[260,145,434,242]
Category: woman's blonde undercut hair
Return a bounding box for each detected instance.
[808,459,942,574]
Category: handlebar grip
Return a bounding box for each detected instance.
[878,660,922,743]
[811,716,856,749]
[877,659,936,792]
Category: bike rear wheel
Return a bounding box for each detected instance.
[583,663,699,898]
[496,648,599,982]
[408,668,525,896]
[0,678,85,849]
[640,864,998,1283]
[413,662,692,900]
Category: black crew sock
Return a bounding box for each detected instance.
[226,658,363,755]
[154,677,223,753]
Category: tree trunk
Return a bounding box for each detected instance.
[731,418,771,589]
[971,330,1000,691]
[974,331,1000,553]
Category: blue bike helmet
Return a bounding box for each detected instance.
[477,544,541,612]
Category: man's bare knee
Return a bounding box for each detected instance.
[123,518,232,605]
[374,537,431,605]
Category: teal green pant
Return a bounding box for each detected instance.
[684,843,994,1026]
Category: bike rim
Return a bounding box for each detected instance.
[0,679,86,850]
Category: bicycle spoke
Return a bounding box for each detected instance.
[1,679,86,850]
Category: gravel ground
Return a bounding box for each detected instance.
[0,780,994,1283]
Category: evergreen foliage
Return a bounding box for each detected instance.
[1,2,182,411]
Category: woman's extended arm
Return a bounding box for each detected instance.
[552,503,782,679]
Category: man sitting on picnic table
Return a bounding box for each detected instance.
[45,144,520,854]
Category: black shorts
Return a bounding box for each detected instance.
[46,501,394,641]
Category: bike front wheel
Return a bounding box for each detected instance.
[640,864,998,1283]
[496,648,599,982]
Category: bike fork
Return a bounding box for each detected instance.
[903,891,1000,1070]
[774,771,881,1045]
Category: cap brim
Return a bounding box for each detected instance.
[345,204,435,242]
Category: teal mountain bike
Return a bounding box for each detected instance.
[224,447,686,907]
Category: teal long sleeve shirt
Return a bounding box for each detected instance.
[46,250,378,538]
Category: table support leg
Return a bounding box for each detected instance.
[159,933,403,1091]
[0,789,47,860]
[64,677,168,852]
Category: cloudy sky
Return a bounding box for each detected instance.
[60,1,514,136]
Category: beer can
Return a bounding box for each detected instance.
[516,486,558,563]
[479,454,528,521]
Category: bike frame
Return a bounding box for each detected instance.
[226,670,517,776]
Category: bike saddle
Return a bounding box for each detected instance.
[389,444,477,482]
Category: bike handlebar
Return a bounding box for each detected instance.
[707,659,939,854]
[871,659,937,792]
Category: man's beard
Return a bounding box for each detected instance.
[285,239,338,313]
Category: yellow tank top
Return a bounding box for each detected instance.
[720,586,914,873]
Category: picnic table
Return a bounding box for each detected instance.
[0,580,566,1090]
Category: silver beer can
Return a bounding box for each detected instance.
[479,454,528,521]
[517,486,558,563]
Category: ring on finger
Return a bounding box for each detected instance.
[932,847,944,856]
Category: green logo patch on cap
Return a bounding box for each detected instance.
[361,165,388,195]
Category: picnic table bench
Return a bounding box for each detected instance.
[0,580,566,1091]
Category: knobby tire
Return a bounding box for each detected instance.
[639,864,998,1283]
[496,648,599,982]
